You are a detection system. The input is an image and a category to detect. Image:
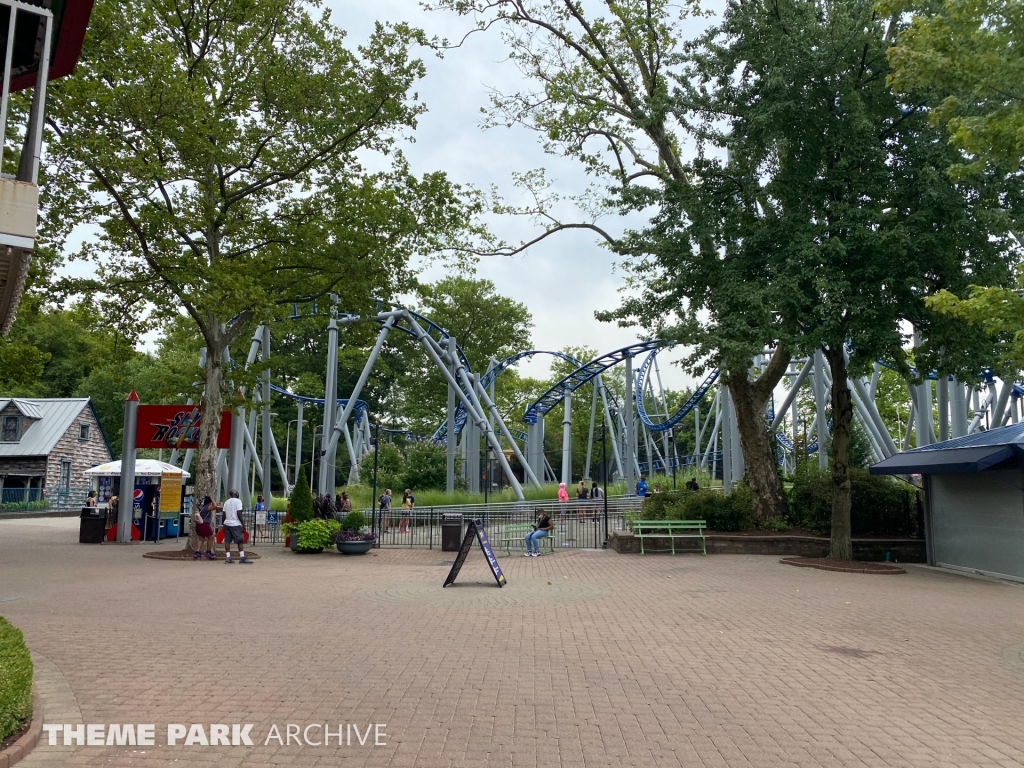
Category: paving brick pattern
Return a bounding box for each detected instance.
[1,519,1023,767]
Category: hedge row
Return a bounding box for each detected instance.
[0,616,32,741]
[639,468,920,537]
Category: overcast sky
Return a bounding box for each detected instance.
[328,0,715,392]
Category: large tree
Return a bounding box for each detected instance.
[437,0,1013,555]
[884,0,1024,175]
[434,0,794,520]
[43,0,480,502]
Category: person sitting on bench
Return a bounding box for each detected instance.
[524,510,553,557]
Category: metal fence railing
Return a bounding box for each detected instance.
[140,495,644,550]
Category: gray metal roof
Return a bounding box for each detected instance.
[0,398,43,419]
[0,398,91,456]
[871,422,1024,475]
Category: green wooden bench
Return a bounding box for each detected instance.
[632,520,707,555]
[499,523,555,554]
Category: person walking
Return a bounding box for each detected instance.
[524,509,554,556]
[380,488,392,534]
[399,489,414,534]
[636,474,649,498]
[254,495,267,539]
[193,496,216,561]
[576,480,588,521]
[591,482,602,500]
[339,491,352,515]
[221,490,252,564]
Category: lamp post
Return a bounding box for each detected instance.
[601,420,609,548]
[310,425,323,492]
[668,430,677,490]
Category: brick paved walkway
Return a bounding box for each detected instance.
[1,518,1023,768]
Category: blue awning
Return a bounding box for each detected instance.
[870,445,1017,475]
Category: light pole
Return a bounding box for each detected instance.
[285,418,307,488]
[310,426,323,492]
[668,430,677,490]
[600,420,609,548]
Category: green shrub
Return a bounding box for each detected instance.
[640,487,755,531]
[289,467,314,523]
[790,467,919,536]
[282,518,339,551]
[340,511,366,530]
[0,616,32,741]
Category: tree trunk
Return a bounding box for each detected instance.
[726,347,791,521]
[824,346,853,560]
[185,329,226,553]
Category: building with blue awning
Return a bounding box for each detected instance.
[871,423,1024,582]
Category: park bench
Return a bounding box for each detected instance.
[499,522,555,555]
[632,520,707,556]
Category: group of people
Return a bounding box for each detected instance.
[636,474,700,497]
[377,488,416,534]
[191,490,254,564]
[555,479,606,520]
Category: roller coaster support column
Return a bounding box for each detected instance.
[561,390,572,487]
[409,317,526,500]
[294,401,304,490]
[465,381,480,493]
[653,356,673,470]
[597,376,623,480]
[583,381,598,480]
[471,377,542,489]
[261,325,272,505]
[527,418,545,485]
[320,314,339,495]
[624,355,637,493]
[320,316,396,493]
[721,385,733,494]
[951,378,968,438]
[446,337,457,494]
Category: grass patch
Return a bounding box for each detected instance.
[270,481,631,511]
[0,616,32,741]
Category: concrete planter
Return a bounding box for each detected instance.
[336,540,373,555]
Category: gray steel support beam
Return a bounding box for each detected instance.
[319,316,339,495]
[409,316,525,499]
[583,382,598,480]
[262,325,272,505]
[561,390,572,486]
[471,375,541,488]
[937,376,949,442]
[813,350,828,469]
[721,385,733,494]
[624,355,637,492]
[446,337,457,494]
[294,401,303,489]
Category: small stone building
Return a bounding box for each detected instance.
[0,398,112,508]
[871,422,1024,582]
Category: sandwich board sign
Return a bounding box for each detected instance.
[443,518,507,588]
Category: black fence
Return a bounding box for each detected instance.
[142,499,637,551]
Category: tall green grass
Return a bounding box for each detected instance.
[270,480,632,510]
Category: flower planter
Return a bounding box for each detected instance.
[336,540,373,555]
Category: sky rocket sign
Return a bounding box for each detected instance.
[135,406,232,450]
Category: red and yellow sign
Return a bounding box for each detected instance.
[136,405,232,450]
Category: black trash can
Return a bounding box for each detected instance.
[441,513,464,552]
[79,507,106,544]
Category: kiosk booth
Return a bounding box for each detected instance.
[84,460,190,541]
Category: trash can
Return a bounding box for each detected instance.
[79,507,106,544]
[441,513,464,552]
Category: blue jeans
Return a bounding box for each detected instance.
[525,529,549,553]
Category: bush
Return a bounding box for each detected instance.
[289,467,314,523]
[340,511,366,531]
[283,518,339,551]
[640,487,755,532]
[0,616,32,741]
[790,467,919,536]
